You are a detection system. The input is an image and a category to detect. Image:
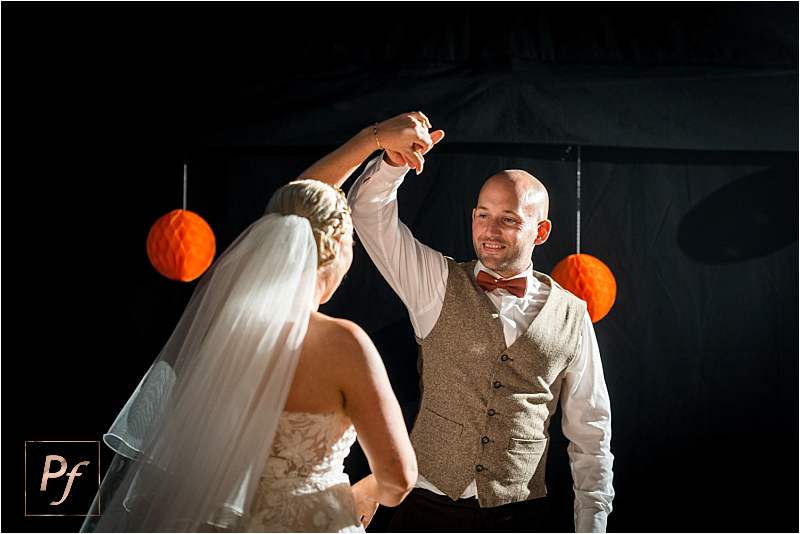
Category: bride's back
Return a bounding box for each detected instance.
[283,311,359,416]
[248,312,368,532]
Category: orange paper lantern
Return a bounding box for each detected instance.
[147,209,216,282]
[551,253,616,323]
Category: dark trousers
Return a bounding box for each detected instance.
[387,488,551,532]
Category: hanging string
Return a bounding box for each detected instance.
[576,146,581,254]
[183,163,188,211]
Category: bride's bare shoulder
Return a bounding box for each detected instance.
[306,312,375,358]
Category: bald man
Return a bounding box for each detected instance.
[471,170,552,279]
[345,121,613,532]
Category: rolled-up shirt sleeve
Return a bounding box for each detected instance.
[347,154,448,339]
[561,311,615,532]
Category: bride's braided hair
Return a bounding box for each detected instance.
[265,179,353,268]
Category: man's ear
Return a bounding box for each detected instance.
[534,219,552,245]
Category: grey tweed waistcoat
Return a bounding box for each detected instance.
[410,259,585,507]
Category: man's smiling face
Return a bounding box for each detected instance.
[471,171,551,278]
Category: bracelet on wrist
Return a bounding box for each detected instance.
[372,123,383,150]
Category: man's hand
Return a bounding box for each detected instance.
[351,474,381,528]
[376,111,445,174]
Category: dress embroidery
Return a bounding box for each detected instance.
[243,411,363,532]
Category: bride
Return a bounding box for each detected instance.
[81,112,444,532]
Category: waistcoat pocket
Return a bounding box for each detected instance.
[412,407,464,455]
[508,437,547,454]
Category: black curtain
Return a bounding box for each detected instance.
[3,3,797,533]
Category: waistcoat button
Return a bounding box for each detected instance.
[476,464,485,472]
[481,436,490,444]
[500,354,509,361]
[493,381,503,388]
[487,409,496,416]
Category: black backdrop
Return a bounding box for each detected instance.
[2,3,798,533]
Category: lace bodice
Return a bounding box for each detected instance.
[262,411,356,484]
[243,411,363,532]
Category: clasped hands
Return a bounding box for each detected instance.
[374,111,445,175]
[351,474,381,528]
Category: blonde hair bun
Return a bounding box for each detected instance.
[265,180,352,268]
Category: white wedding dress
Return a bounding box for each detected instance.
[242,411,365,532]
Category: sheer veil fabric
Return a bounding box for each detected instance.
[81,214,318,532]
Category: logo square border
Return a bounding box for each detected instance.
[24,440,102,517]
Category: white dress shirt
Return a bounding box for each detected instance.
[347,154,614,533]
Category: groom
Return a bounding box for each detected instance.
[346,116,614,532]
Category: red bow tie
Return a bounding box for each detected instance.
[476,270,527,298]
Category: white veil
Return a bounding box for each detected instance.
[81,213,318,532]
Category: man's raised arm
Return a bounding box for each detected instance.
[347,145,448,340]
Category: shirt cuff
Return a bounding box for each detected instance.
[360,152,409,186]
[576,509,608,533]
